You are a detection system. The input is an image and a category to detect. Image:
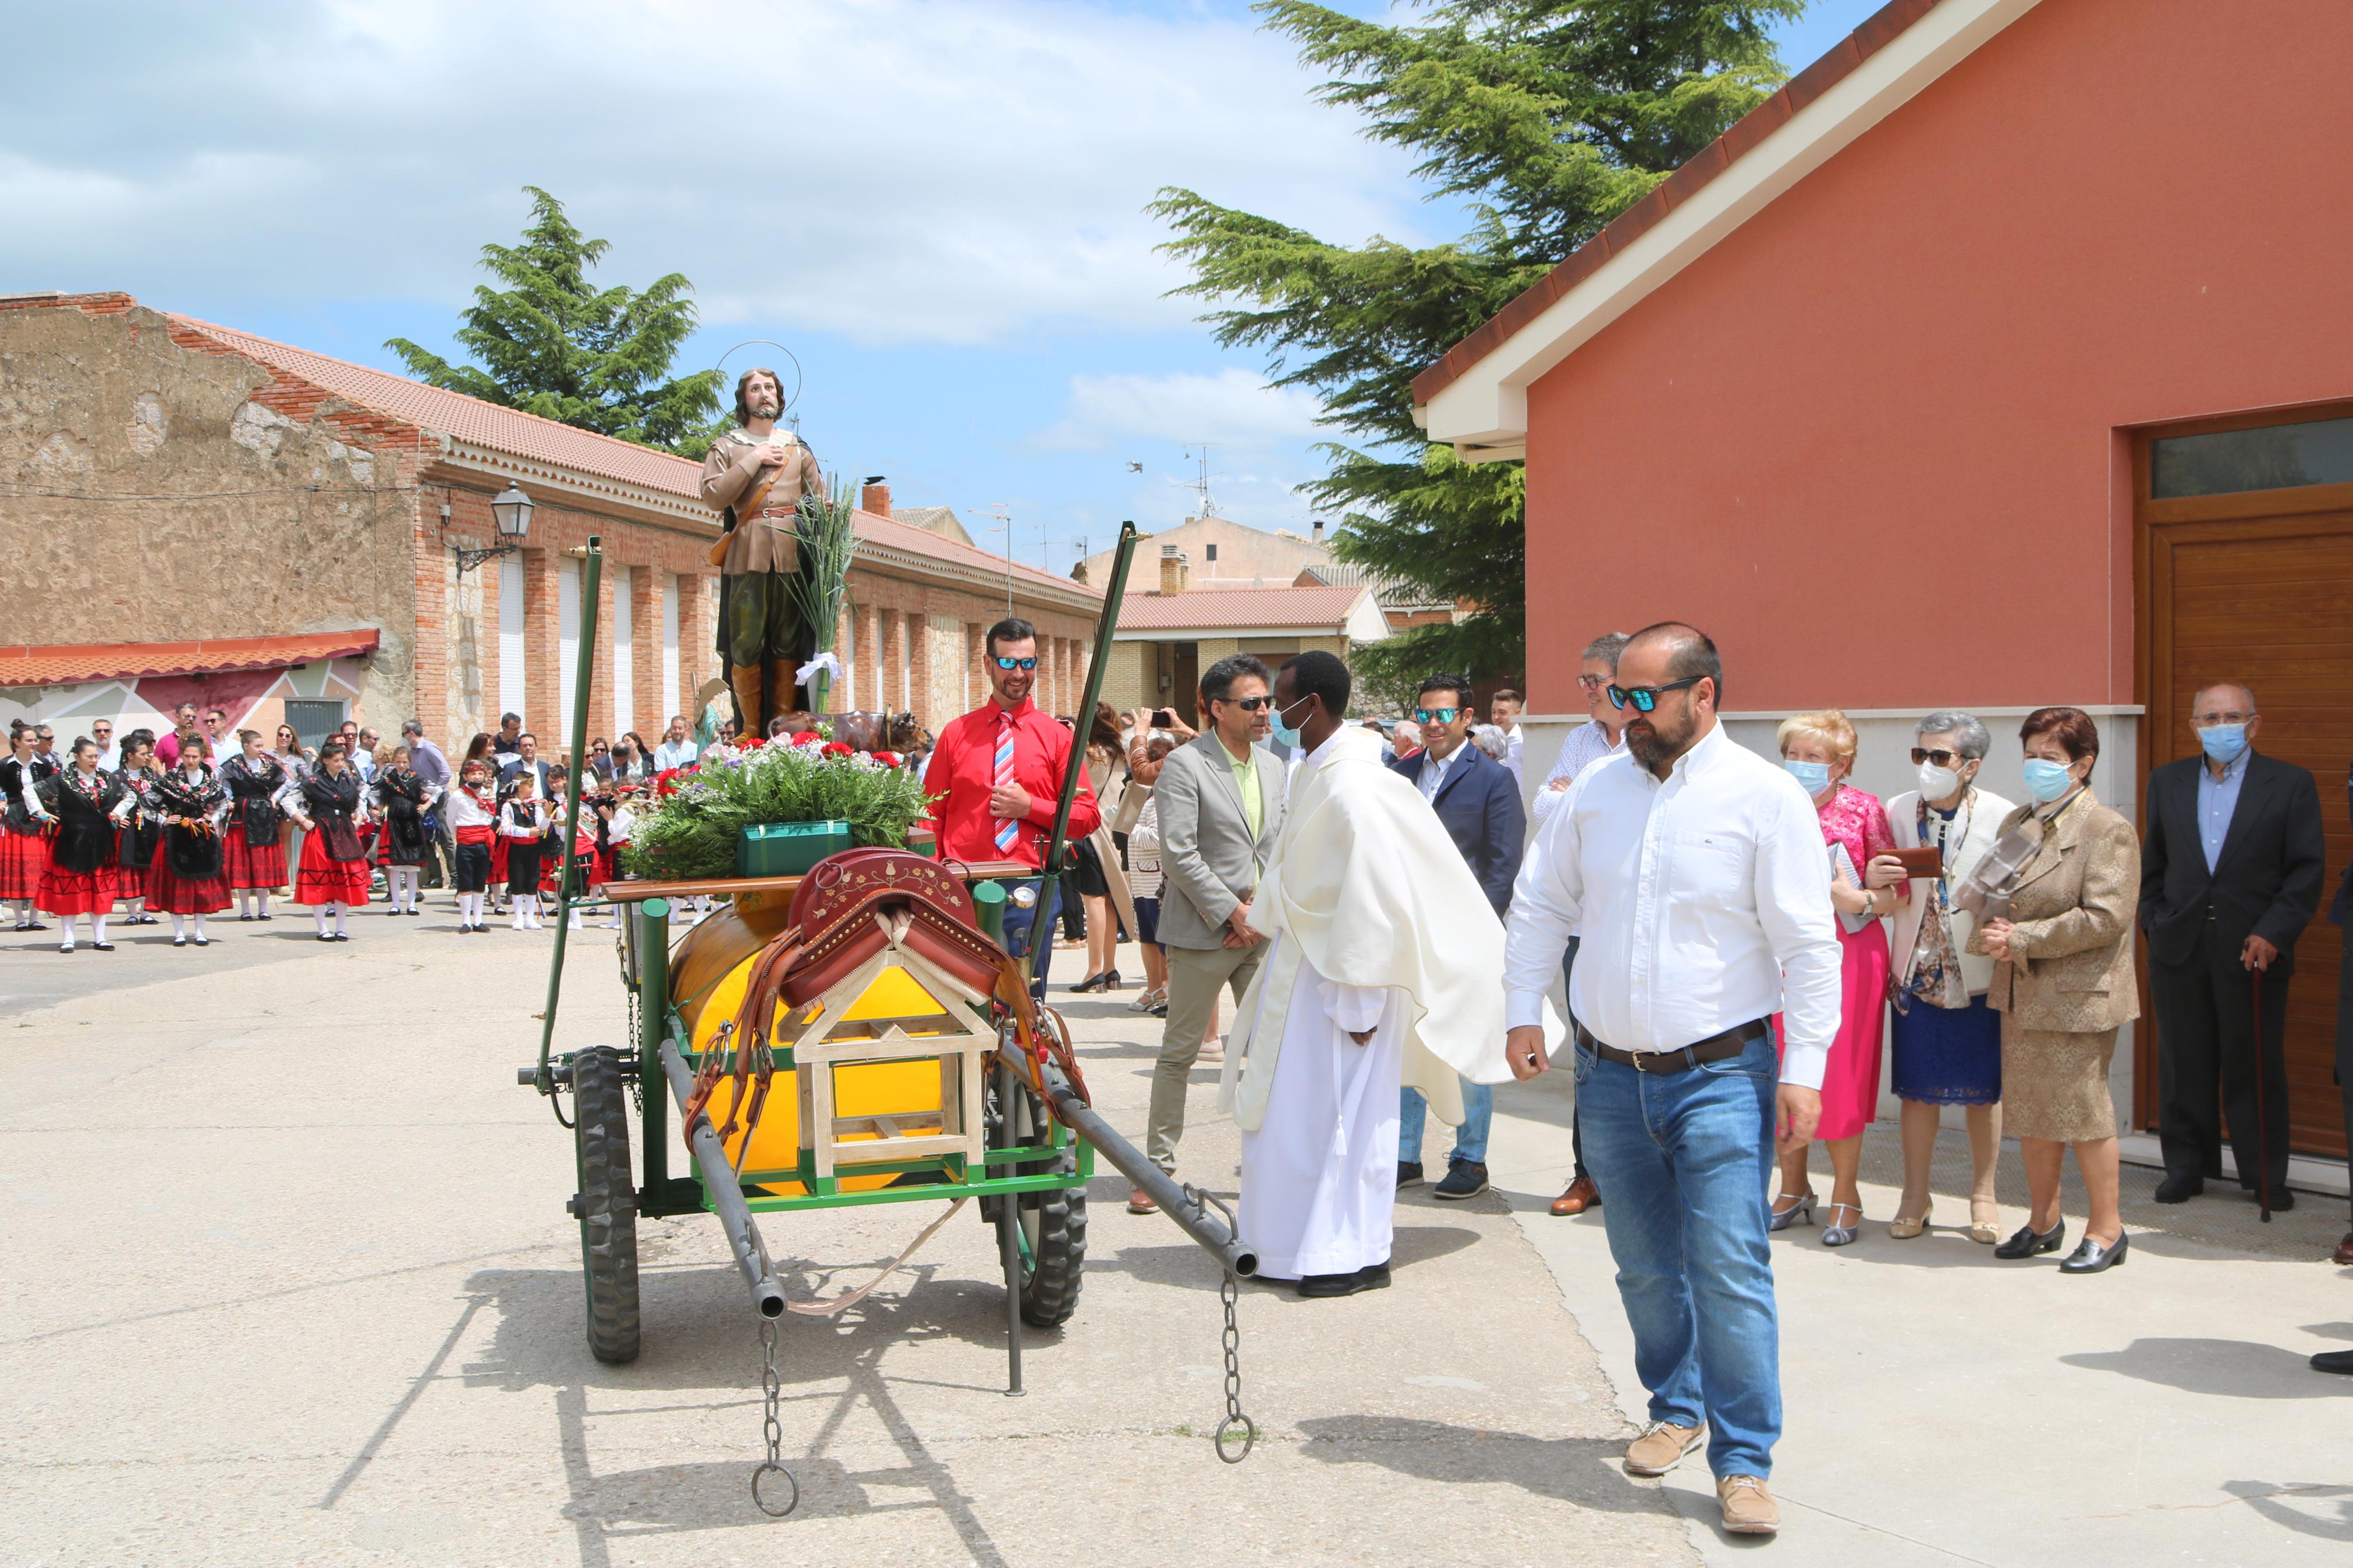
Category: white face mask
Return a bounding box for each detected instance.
[1917,762,1962,798]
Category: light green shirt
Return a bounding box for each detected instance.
[1227,744,1263,839]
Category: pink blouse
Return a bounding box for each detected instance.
[1818,783,1905,898]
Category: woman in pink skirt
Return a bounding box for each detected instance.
[1774,710,1907,1246]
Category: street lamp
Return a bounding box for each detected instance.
[456,482,534,574]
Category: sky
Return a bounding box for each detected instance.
[4,0,1886,577]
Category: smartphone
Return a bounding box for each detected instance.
[1154,708,1178,727]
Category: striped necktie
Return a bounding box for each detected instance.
[993,710,1020,855]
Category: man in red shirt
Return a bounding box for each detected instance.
[922,617,1099,991]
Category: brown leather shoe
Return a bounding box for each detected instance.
[1717,1475,1780,1535]
[1550,1174,1601,1217]
[2333,1231,2353,1267]
[1624,1421,1705,1476]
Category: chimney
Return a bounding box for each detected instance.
[860,477,892,516]
[1159,544,1189,595]
[1311,518,1325,545]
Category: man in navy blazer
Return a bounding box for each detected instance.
[2139,682,2325,1210]
[1389,673,1528,1200]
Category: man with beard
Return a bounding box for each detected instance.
[700,367,828,735]
[1500,623,1840,1539]
[920,617,1099,993]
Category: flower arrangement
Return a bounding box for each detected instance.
[621,731,935,881]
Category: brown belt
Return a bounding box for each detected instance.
[1576,1018,1771,1074]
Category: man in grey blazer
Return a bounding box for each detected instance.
[1140,653,1286,1210]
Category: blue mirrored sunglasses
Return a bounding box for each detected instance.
[1606,675,1703,713]
[1414,707,1460,724]
[993,656,1038,671]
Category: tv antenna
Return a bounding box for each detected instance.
[982,503,1016,617]
[1167,445,1220,520]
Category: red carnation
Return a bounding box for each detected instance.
[822,741,855,758]
[739,734,767,751]
[872,750,902,768]
[653,767,680,798]
[790,731,824,747]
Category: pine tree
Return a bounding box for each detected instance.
[1154,1,1798,700]
[388,187,722,454]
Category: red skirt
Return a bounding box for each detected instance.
[37,862,118,916]
[294,830,372,906]
[222,830,289,890]
[0,825,45,900]
[491,833,510,883]
[115,855,149,901]
[148,848,230,916]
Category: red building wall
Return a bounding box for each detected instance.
[1521,0,2353,715]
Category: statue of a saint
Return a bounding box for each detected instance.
[699,367,828,734]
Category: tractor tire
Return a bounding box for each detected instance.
[572,1046,642,1364]
[985,1075,1086,1328]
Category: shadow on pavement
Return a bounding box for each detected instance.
[1294,1415,1667,1517]
[2058,1336,2353,1399]
[2221,1481,2353,1542]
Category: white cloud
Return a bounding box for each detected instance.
[0,0,1438,347]
[1032,367,1324,451]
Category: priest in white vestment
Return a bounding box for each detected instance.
[1220,651,1513,1296]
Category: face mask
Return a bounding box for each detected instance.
[1784,759,1833,796]
[1269,696,1311,751]
[1917,762,1962,799]
[2198,723,2248,764]
[2022,758,2077,802]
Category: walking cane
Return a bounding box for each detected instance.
[2251,968,2274,1224]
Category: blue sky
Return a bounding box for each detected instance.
[5,0,1884,575]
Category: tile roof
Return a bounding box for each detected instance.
[853,509,1097,599]
[0,631,383,689]
[168,315,707,499]
[1117,584,1369,632]
[1410,0,1944,407]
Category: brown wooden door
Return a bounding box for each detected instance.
[2140,453,2353,1160]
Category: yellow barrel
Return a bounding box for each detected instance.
[668,897,953,1196]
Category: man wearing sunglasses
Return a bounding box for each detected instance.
[1500,623,1840,1538]
[918,617,1099,993]
[1387,674,1525,1200]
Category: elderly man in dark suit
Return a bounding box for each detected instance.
[1389,673,1527,1199]
[2139,682,2325,1210]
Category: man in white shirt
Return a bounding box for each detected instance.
[652,715,700,772]
[1489,688,1525,785]
[1502,623,1839,1540]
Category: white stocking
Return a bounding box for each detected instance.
[253,891,269,919]
[191,912,207,939]
[91,913,108,945]
[172,913,187,939]
[332,902,348,937]
[315,906,329,936]
[59,914,76,951]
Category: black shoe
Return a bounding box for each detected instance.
[1397,1161,1425,1191]
[316,933,334,943]
[332,933,350,942]
[1298,1261,1392,1299]
[1432,1160,1490,1201]
[407,908,422,916]
[2248,1186,2295,1212]
[2153,1175,2203,1204]
[2059,1231,2130,1274]
[1068,970,1107,994]
[237,913,254,922]
[1994,1219,2067,1259]
[93,941,113,951]
[193,935,210,946]
[1103,969,1123,991]
[257,912,271,920]
[2313,1349,2353,1375]
[174,935,188,947]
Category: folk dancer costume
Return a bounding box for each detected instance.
[286,769,372,940]
[1,749,60,929]
[444,776,498,932]
[148,761,233,945]
[115,763,166,923]
[499,796,551,930]
[1220,724,1511,1290]
[219,751,290,919]
[372,763,440,916]
[698,411,826,734]
[27,765,136,951]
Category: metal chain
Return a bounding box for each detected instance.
[1184,1184,1257,1464]
[625,984,644,1115]
[750,1317,798,1516]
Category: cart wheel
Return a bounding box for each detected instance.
[984,1076,1087,1327]
[572,1046,642,1364]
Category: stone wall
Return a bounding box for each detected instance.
[0,296,421,721]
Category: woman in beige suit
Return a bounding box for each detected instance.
[1968,707,2140,1274]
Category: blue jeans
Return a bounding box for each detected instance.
[1399,1079,1492,1167]
[998,877,1060,995]
[1575,1029,1782,1480]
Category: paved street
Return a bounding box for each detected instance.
[0,914,1684,1568]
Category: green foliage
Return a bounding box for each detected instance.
[787,479,862,710]
[1155,1,1797,683]
[621,742,936,881]
[387,186,723,454]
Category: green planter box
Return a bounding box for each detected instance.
[737,820,853,878]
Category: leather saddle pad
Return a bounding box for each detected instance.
[779,849,1005,1009]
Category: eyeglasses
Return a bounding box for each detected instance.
[1606,675,1703,713]
[1910,748,1971,767]
[993,656,1038,671]
[1221,696,1274,712]
[1575,674,1607,694]
[1414,707,1460,724]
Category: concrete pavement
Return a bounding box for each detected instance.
[0,919,1688,1567]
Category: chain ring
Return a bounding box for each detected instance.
[751,1318,798,1517]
